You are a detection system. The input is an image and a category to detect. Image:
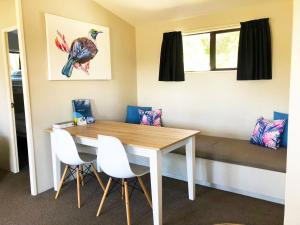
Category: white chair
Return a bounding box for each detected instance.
[96,135,152,225]
[52,129,105,208]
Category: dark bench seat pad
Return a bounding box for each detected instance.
[174,135,287,173]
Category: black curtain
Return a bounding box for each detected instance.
[237,18,272,80]
[159,31,185,81]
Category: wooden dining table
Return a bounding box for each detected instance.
[49,120,200,225]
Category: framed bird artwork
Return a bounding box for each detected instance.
[45,14,111,80]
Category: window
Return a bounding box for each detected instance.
[9,52,21,75]
[183,29,240,72]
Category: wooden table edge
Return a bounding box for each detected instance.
[46,125,200,151]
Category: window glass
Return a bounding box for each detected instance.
[183,33,210,72]
[216,31,239,69]
[9,52,20,75]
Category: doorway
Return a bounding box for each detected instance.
[0,0,37,196]
[5,29,28,170]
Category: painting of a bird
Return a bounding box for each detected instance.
[55,29,103,77]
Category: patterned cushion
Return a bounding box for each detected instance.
[138,109,162,126]
[250,117,286,150]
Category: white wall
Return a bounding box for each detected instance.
[19,0,293,196]
[136,0,292,139]
[0,0,16,170]
[284,0,300,224]
[21,0,137,193]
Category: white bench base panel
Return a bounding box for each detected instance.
[129,153,286,204]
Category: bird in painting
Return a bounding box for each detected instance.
[55,29,103,77]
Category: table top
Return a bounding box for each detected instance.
[48,120,200,150]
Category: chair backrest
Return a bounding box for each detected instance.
[51,129,84,166]
[97,135,135,179]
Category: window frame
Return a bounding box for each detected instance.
[183,28,240,72]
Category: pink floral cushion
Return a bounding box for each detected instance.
[138,109,162,126]
[250,117,286,150]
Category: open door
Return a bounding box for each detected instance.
[2,26,20,173]
[3,27,29,172]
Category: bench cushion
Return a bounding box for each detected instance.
[174,135,287,173]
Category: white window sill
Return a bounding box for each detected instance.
[185,69,237,74]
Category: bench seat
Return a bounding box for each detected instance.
[174,135,287,173]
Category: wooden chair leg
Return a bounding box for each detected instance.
[124,180,131,225]
[91,163,105,191]
[96,177,113,217]
[79,165,84,186]
[121,179,124,200]
[76,167,81,208]
[137,176,152,208]
[55,165,69,199]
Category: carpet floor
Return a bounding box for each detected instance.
[0,168,284,225]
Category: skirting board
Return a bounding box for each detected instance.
[128,153,286,205]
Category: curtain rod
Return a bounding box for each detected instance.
[181,23,240,35]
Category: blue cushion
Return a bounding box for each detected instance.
[126,105,152,124]
[274,111,288,147]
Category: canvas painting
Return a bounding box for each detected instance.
[45,14,111,80]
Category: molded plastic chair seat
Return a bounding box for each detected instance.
[51,129,105,208]
[96,135,152,225]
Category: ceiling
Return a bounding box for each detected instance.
[93,0,276,26]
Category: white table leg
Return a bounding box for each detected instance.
[150,151,162,225]
[186,136,196,200]
[50,133,61,191]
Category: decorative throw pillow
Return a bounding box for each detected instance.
[138,109,162,126]
[250,117,286,150]
[274,111,288,147]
